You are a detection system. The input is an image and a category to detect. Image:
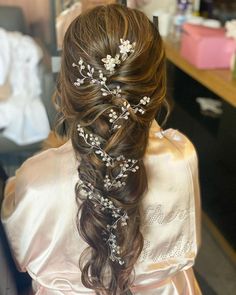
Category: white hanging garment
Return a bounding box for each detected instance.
[0,29,50,145]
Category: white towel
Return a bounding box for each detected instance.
[0,29,50,145]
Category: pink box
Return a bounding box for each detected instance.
[180,23,236,69]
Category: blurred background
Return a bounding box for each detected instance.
[0,1,235,294]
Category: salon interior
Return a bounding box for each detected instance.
[0,0,235,294]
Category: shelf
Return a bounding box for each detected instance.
[164,38,236,108]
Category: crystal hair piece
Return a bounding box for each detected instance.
[73,59,151,131]
[108,96,151,130]
[72,38,135,99]
[77,124,115,167]
[77,124,139,190]
[72,59,122,99]
[80,180,128,265]
[72,38,135,86]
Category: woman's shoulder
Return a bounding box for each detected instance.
[2,140,77,221]
[14,140,76,195]
[145,122,199,203]
[147,121,197,164]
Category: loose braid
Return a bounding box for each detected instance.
[58,4,166,294]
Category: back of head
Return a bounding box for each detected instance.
[58,4,166,294]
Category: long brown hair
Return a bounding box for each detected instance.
[58,4,166,294]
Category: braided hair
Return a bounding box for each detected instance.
[58,4,166,294]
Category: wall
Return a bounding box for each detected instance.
[0,0,50,42]
[141,0,176,19]
[0,0,179,45]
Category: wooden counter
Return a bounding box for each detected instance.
[164,38,236,108]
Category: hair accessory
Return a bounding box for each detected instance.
[77,124,115,167]
[119,39,136,61]
[80,180,128,265]
[72,60,98,87]
[77,124,139,185]
[72,49,151,132]
[108,96,151,130]
[72,60,123,99]
[74,39,146,265]
[104,159,139,190]
[101,39,136,73]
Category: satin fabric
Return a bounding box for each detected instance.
[1,121,202,294]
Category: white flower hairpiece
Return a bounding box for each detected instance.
[101,39,136,74]
[119,39,136,61]
[101,54,121,73]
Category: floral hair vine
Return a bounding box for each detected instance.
[77,124,139,265]
[77,124,139,189]
[109,96,150,131]
[77,124,114,167]
[73,39,149,265]
[80,180,128,265]
[72,39,135,86]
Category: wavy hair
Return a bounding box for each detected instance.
[57,4,166,295]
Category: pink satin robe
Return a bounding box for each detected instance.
[1,122,202,294]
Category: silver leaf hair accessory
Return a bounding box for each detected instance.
[80,180,128,265]
[72,41,150,131]
[72,60,97,87]
[77,124,115,167]
[101,54,121,73]
[104,159,139,191]
[108,96,151,130]
[77,124,139,178]
[77,125,138,264]
[72,60,122,99]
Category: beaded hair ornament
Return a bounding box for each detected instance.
[73,39,151,265]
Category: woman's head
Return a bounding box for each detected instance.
[60,3,166,125]
[58,4,166,295]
